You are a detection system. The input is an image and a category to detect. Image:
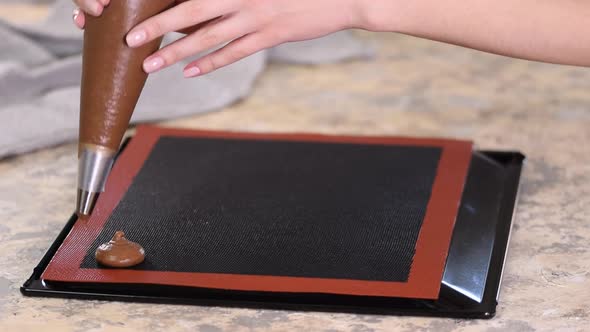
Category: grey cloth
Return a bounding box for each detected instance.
[0,0,373,158]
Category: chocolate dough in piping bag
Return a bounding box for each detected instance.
[77,0,174,216]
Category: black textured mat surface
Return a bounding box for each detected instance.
[81,136,442,282]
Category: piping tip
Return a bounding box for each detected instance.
[76,145,115,217]
[76,189,100,216]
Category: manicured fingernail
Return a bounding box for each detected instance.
[72,8,80,20]
[143,56,164,73]
[183,66,201,78]
[127,30,147,47]
[92,3,103,16]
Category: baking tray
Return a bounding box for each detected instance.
[22,131,524,319]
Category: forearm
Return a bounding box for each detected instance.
[362,0,590,67]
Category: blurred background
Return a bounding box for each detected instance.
[0,0,51,22]
[0,0,589,331]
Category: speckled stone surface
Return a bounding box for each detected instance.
[1,6,590,332]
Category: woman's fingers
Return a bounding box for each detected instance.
[184,32,274,77]
[73,8,85,29]
[126,0,239,48]
[177,18,219,35]
[72,0,105,16]
[72,0,110,29]
[142,14,254,73]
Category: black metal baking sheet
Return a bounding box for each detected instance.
[21,136,524,318]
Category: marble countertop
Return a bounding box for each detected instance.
[1,5,589,332]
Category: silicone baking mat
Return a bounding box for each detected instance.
[42,126,472,299]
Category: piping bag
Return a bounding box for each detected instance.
[77,0,174,216]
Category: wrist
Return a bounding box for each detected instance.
[353,0,404,32]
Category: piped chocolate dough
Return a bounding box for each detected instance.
[95,231,145,267]
[79,0,174,153]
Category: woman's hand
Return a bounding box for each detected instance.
[72,0,368,77]
[72,0,110,28]
[73,0,590,77]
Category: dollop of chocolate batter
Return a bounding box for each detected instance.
[95,231,145,267]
